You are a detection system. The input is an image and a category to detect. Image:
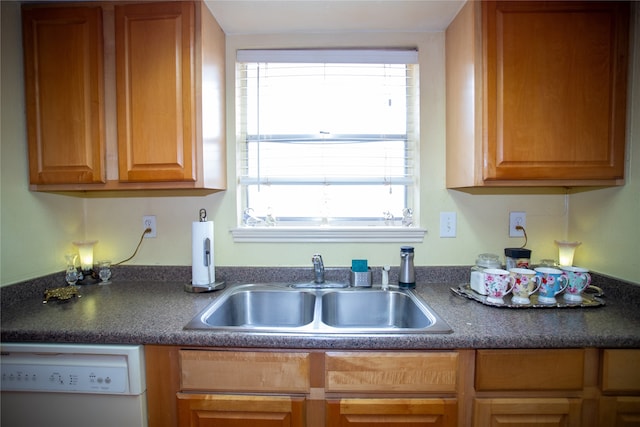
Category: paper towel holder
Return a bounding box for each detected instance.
[185,208,226,293]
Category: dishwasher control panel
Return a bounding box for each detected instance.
[1,354,129,393]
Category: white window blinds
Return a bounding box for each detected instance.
[237,49,419,227]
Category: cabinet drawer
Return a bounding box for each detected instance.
[325,351,458,393]
[602,349,640,394]
[180,350,310,393]
[476,349,584,391]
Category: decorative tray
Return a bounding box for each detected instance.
[450,283,605,308]
[43,286,81,303]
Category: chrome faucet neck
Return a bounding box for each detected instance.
[312,254,325,284]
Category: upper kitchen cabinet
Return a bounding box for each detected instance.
[22,1,226,192]
[446,1,630,189]
[22,6,106,186]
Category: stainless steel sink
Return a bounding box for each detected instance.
[321,290,433,329]
[185,283,452,334]
[199,289,316,328]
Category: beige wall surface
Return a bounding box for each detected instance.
[1,1,638,286]
[567,5,640,283]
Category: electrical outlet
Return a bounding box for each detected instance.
[439,212,457,238]
[509,212,526,237]
[143,215,157,238]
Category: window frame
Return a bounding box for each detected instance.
[232,49,426,242]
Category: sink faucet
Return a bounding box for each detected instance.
[312,254,325,284]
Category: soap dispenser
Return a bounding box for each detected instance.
[399,246,416,288]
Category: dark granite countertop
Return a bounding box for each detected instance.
[2,266,639,349]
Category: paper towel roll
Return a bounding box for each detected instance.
[191,221,214,286]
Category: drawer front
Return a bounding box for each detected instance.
[602,349,640,394]
[180,350,310,393]
[325,351,459,393]
[476,349,584,391]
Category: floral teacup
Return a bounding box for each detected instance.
[483,268,515,304]
[509,268,539,305]
[534,267,568,304]
[561,266,591,303]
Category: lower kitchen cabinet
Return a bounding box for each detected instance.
[144,346,640,427]
[473,349,586,427]
[473,398,582,427]
[177,349,310,427]
[324,351,460,427]
[599,349,640,426]
[326,398,457,426]
[600,397,640,427]
[177,393,306,427]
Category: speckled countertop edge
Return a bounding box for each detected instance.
[2,266,639,350]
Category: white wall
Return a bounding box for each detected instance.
[1,1,638,286]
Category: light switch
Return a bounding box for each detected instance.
[440,212,457,238]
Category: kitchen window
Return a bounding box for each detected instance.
[232,49,424,242]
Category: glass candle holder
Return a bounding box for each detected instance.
[555,240,581,266]
[73,240,98,271]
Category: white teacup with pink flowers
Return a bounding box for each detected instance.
[483,268,515,304]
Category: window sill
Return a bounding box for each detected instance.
[230,227,426,243]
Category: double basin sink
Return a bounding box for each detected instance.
[185,283,452,334]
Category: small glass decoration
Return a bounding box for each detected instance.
[98,260,112,284]
[402,208,413,227]
[64,253,79,286]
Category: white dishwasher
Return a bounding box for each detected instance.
[1,343,147,427]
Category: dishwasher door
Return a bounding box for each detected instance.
[1,343,147,427]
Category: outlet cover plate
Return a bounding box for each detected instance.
[509,212,526,237]
[143,215,157,238]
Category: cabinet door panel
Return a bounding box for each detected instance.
[484,1,629,181]
[600,397,640,427]
[474,398,582,427]
[180,350,310,393]
[326,398,457,427]
[22,6,105,185]
[177,393,305,427]
[476,349,584,391]
[326,352,458,393]
[602,350,640,394]
[115,1,195,182]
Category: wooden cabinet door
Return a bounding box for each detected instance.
[483,1,629,182]
[326,398,457,427]
[177,393,306,427]
[115,1,196,183]
[599,397,640,427]
[601,349,640,394]
[474,398,582,427]
[22,5,106,185]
